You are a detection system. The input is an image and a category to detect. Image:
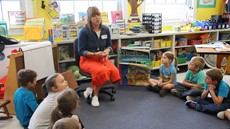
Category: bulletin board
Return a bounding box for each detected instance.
[197,0,216,8]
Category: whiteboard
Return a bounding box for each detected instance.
[20,41,55,80]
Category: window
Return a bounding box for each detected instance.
[0,0,21,24]
[0,0,33,35]
[143,0,195,25]
[56,0,120,23]
[57,0,194,26]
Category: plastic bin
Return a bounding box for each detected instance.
[152,60,161,67]
[0,21,8,37]
[176,37,187,46]
[152,39,161,48]
[165,40,172,47]
[177,56,187,64]
[161,41,166,47]
[186,53,193,61]
[188,39,202,45]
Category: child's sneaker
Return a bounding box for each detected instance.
[170,89,181,97]
[217,111,225,119]
[147,85,161,93]
[84,87,93,99]
[159,90,168,97]
[147,85,153,91]
[152,86,161,93]
[186,96,196,101]
[185,100,197,109]
[91,96,100,107]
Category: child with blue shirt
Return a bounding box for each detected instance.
[14,69,38,127]
[147,51,177,97]
[185,68,230,114]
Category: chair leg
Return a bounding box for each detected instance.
[101,87,116,93]
[99,89,115,101]
[77,89,86,97]
[0,105,13,120]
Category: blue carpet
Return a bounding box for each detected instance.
[76,85,230,129]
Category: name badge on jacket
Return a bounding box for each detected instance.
[101,35,108,39]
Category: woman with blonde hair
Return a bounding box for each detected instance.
[78,6,120,106]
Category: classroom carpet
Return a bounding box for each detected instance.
[76,84,230,129]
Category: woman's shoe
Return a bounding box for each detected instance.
[91,96,100,107]
[83,87,93,99]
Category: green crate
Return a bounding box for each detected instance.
[177,56,187,64]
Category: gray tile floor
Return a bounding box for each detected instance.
[0,69,229,129]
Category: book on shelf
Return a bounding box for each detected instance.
[120,47,150,58]
[116,19,126,34]
[59,45,70,60]
[121,57,151,66]
[119,63,151,86]
[120,55,149,59]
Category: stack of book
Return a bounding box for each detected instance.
[116,19,126,34]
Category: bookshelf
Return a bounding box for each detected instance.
[54,36,120,72]
[54,29,230,85]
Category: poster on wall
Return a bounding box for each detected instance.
[197,0,216,8]
[111,11,123,24]
[79,12,87,21]
[8,11,26,29]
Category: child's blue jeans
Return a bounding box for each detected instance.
[195,97,230,114]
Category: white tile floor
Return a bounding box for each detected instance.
[0,116,23,129]
[0,70,229,129]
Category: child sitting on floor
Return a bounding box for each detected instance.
[28,73,69,129]
[171,56,206,100]
[185,68,230,114]
[52,117,80,129]
[50,88,84,129]
[14,69,38,128]
[147,51,177,97]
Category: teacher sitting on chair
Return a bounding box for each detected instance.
[78,6,120,107]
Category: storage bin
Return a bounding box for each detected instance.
[152,39,161,48]
[201,38,211,44]
[186,53,193,61]
[188,39,202,45]
[161,41,166,47]
[219,33,230,40]
[0,21,8,37]
[153,60,161,67]
[165,40,172,47]
[176,37,187,46]
[177,56,187,64]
